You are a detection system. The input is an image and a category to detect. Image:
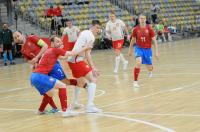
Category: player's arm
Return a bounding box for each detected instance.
[150,27,159,60]
[30,39,48,64]
[77,27,81,36]
[105,24,111,40]
[152,36,159,59]
[59,59,71,76]
[120,20,130,41]
[128,37,136,56]
[61,28,67,40]
[124,25,130,41]
[60,45,93,60]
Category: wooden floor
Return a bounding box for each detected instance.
[0,38,200,132]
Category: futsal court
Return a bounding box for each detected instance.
[0,38,200,132]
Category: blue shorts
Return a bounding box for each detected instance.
[30,73,56,95]
[134,45,152,65]
[48,61,66,80]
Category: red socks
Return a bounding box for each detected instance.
[134,68,140,81]
[49,96,57,109]
[39,94,51,112]
[69,79,77,86]
[58,88,67,112]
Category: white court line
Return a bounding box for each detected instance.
[0,88,105,101]
[0,93,32,100]
[101,73,200,77]
[95,89,105,97]
[91,113,175,132]
[0,76,28,81]
[100,82,200,108]
[0,108,35,111]
[0,70,26,76]
[103,112,200,117]
[0,107,175,132]
[0,87,29,93]
[1,107,200,118]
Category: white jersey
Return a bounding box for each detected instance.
[68,30,95,63]
[106,19,126,41]
[63,26,80,42]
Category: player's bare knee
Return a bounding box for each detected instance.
[89,77,97,83]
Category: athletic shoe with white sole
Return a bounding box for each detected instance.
[133,81,140,88]
[148,72,153,78]
[86,105,102,113]
[35,110,48,115]
[123,61,128,70]
[71,102,84,109]
[62,109,78,117]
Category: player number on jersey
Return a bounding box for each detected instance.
[141,37,145,42]
[118,43,121,48]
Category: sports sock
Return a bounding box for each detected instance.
[38,94,51,112]
[134,68,140,81]
[58,88,67,112]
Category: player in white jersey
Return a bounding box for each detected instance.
[106,11,130,73]
[62,19,83,109]
[67,20,102,113]
[62,19,80,51]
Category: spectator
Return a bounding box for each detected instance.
[46,5,54,17]
[0,27,3,56]
[155,21,172,42]
[155,21,166,42]
[0,23,15,66]
[54,4,62,17]
[51,17,62,35]
[151,4,160,24]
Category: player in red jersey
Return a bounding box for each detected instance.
[13,31,78,114]
[31,36,87,117]
[128,14,159,87]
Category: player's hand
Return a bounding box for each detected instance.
[66,51,74,56]
[127,35,130,41]
[155,52,159,60]
[86,44,93,50]
[128,48,133,56]
[92,68,100,77]
[59,56,67,59]
[30,57,39,65]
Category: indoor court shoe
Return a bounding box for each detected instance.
[133,81,140,88]
[123,61,128,70]
[86,105,102,113]
[49,108,59,113]
[62,109,78,117]
[36,110,47,115]
[148,72,153,78]
[71,102,84,109]
[113,68,118,74]
[10,62,16,65]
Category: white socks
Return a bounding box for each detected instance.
[73,87,80,104]
[114,55,120,73]
[120,53,126,63]
[87,83,96,106]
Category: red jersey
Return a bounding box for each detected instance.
[33,48,66,74]
[54,7,62,16]
[46,8,54,17]
[21,35,41,60]
[132,25,155,48]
